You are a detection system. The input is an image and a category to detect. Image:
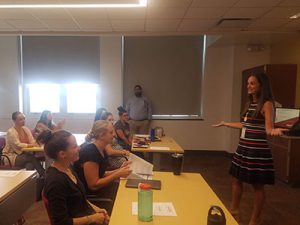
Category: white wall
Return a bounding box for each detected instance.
[0,36,21,128]
[0,36,271,152]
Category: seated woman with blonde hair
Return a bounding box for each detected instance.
[74,120,132,204]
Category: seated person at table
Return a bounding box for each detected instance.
[37,130,109,225]
[94,107,107,122]
[73,120,132,201]
[2,111,45,176]
[114,107,132,150]
[100,112,129,170]
[85,110,129,170]
[34,110,65,138]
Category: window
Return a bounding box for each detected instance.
[66,84,98,113]
[123,35,205,120]
[28,84,60,113]
[21,36,100,115]
[26,83,99,114]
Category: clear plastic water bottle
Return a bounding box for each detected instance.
[138,183,153,222]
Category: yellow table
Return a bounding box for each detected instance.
[22,146,44,152]
[110,172,238,225]
[0,170,37,225]
[132,136,184,154]
[132,136,184,170]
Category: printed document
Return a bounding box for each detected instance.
[127,153,153,180]
[132,202,177,216]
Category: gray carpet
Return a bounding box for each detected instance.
[23,151,300,225]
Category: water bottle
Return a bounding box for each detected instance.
[138,183,153,222]
[150,128,155,142]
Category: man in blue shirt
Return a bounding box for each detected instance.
[126,85,152,135]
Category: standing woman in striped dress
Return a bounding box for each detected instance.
[213,73,287,225]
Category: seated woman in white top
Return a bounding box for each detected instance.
[3,111,45,176]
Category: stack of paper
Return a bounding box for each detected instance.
[127,153,153,180]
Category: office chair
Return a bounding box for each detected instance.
[42,190,113,225]
[41,190,55,225]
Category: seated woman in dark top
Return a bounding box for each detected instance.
[34,110,65,138]
[73,120,132,200]
[114,107,132,150]
[37,130,109,225]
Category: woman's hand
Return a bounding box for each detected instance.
[212,121,225,127]
[121,160,132,167]
[270,128,288,136]
[89,213,104,225]
[122,150,130,156]
[117,165,132,178]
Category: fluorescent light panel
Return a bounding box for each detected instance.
[0,0,147,8]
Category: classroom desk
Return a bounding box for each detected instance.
[0,170,37,225]
[22,146,44,152]
[132,136,184,170]
[132,135,184,154]
[110,172,238,225]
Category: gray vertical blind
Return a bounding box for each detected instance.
[123,36,204,116]
[22,36,100,84]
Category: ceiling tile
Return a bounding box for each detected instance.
[111,19,145,31]
[280,0,300,6]
[234,0,282,7]
[191,0,238,8]
[6,19,48,30]
[263,7,300,18]
[77,19,113,31]
[41,19,79,30]
[147,7,186,19]
[0,20,15,30]
[146,19,180,31]
[185,7,227,19]
[178,19,218,31]
[223,7,271,18]
[0,9,35,20]
[147,0,192,8]
[67,9,108,20]
[107,8,146,19]
[248,18,289,28]
[281,19,300,28]
[28,9,70,20]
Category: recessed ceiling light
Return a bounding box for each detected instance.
[290,12,300,19]
[0,0,147,8]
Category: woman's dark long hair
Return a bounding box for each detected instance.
[94,108,107,122]
[242,73,275,118]
[39,110,53,128]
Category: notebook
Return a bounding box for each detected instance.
[125,179,162,190]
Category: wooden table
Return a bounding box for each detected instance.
[0,170,37,225]
[132,136,184,170]
[132,136,184,154]
[110,172,238,225]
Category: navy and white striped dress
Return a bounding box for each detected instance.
[229,102,275,185]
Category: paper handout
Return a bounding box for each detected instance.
[127,153,153,180]
[132,202,177,216]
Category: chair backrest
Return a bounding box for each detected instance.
[0,137,5,152]
[41,190,55,225]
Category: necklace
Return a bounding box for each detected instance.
[52,163,77,184]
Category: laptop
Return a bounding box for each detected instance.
[125,179,162,190]
[274,108,300,129]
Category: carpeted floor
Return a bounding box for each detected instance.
[23,151,300,225]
